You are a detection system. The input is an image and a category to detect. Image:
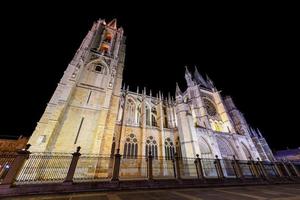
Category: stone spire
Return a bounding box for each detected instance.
[175,82,182,96]
[206,74,215,89]
[194,66,208,87]
[185,66,194,87]
[107,19,117,29]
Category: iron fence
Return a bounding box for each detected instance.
[179,157,198,179]
[1,150,299,186]
[73,154,113,182]
[153,157,175,179]
[201,158,218,178]
[220,159,236,178]
[262,161,277,177]
[119,156,147,179]
[238,160,254,178]
[15,152,72,184]
[0,152,17,183]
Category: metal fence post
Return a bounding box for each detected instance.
[0,144,31,188]
[273,162,284,177]
[147,151,153,180]
[64,146,81,184]
[257,158,269,179]
[289,161,300,177]
[214,155,224,179]
[194,154,204,179]
[111,149,121,181]
[173,153,181,179]
[232,155,243,179]
[281,161,292,177]
[249,157,260,178]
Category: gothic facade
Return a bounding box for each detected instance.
[28,19,274,161]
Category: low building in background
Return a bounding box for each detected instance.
[0,135,28,152]
[274,147,300,161]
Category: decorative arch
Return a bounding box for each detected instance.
[125,97,137,125]
[164,137,175,160]
[216,137,238,159]
[145,136,158,159]
[199,137,213,158]
[241,142,252,160]
[86,58,110,75]
[151,107,158,127]
[123,133,138,159]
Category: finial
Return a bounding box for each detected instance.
[25,144,31,151]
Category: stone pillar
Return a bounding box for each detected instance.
[194,154,204,179]
[249,157,260,178]
[111,149,121,181]
[232,155,243,179]
[0,144,31,188]
[174,153,181,179]
[256,158,268,179]
[214,155,224,179]
[147,151,153,180]
[64,146,81,184]
[289,161,300,177]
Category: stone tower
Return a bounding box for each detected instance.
[28,19,126,154]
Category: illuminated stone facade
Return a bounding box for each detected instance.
[28,19,274,161]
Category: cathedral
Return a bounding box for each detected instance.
[28,18,274,162]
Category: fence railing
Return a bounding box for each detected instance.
[0,146,299,187]
[0,152,17,182]
[15,152,72,184]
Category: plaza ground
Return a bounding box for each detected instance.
[3,184,300,200]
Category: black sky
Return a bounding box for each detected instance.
[0,2,298,150]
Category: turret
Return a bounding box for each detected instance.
[185,66,194,87]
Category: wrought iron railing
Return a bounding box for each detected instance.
[73,154,113,182]
[0,149,299,186]
[153,157,174,179]
[15,152,72,184]
[119,156,147,179]
[0,152,17,183]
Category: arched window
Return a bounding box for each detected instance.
[216,137,237,159]
[165,138,175,160]
[145,136,158,159]
[199,137,213,159]
[151,107,158,127]
[136,105,141,126]
[163,106,168,128]
[241,143,252,160]
[123,134,138,159]
[146,105,150,126]
[126,99,136,125]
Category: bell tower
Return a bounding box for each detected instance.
[28,19,126,154]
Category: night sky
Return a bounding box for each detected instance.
[0,3,298,151]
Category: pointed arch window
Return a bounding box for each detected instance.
[136,105,141,126]
[165,138,175,160]
[126,99,136,125]
[146,105,151,126]
[123,133,138,159]
[151,107,158,127]
[163,106,168,128]
[145,136,158,159]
